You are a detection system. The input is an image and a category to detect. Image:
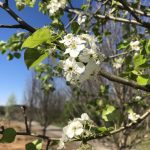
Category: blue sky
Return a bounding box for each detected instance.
[0,0,84,105]
[0,1,51,105]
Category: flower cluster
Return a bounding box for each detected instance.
[63,113,91,139]
[47,0,67,16]
[130,40,140,51]
[128,111,140,123]
[59,33,104,84]
[58,113,92,149]
[15,0,36,10]
[113,57,124,69]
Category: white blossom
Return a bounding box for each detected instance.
[80,34,98,50]
[77,15,87,25]
[57,139,65,150]
[63,36,86,58]
[80,60,100,82]
[62,57,85,82]
[128,112,140,123]
[47,0,67,16]
[113,57,124,69]
[135,96,142,100]
[59,33,74,46]
[79,48,99,63]
[130,41,140,51]
[63,120,84,138]
[81,113,90,121]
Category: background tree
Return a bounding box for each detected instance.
[24,73,37,131]
[5,93,17,121]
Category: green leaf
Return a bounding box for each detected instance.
[26,143,37,150]
[24,49,49,69]
[0,128,16,143]
[145,39,150,54]
[117,41,129,50]
[25,0,36,7]
[102,105,116,122]
[16,0,36,10]
[14,52,21,59]
[7,53,14,60]
[71,22,80,34]
[26,139,42,150]
[137,75,149,85]
[32,139,42,150]
[133,54,146,68]
[97,127,108,133]
[22,28,52,48]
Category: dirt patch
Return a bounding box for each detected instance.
[0,120,116,150]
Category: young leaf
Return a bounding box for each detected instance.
[26,139,42,150]
[26,143,37,150]
[7,53,14,60]
[133,54,146,68]
[97,127,108,133]
[102,105,116,122]
[22,28,52,48]
[14,52,21,59]
[71,22,80,34]
[0,128,16,143]
[145,39,150,54]
[137,75,149,85]
[24,49,49,69]
[32,139,42,150]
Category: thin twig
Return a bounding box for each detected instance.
[116,2,150,17]
[107,50,135,59]
[0,24,26,29]
[66,8,150,29]
[65,14,78,29]
[66,8,141,25]
[118,0,142,23]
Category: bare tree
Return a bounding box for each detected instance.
[24,74,69,136]
[24,73,38,131]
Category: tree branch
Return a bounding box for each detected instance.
[107,50,135,59]
[66,8,142,25]
[116,2,150,17]
[0,24,26,29]
[118,0,150,29]
[99,69,150,92]
[118,0,142,22]
[4,0,8,7]
[66,7,150,29]
[0,2,35,33]
[87,108,150,141]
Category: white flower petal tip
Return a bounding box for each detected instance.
[81,113,90,121]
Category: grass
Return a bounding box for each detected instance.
[136,140,150,150]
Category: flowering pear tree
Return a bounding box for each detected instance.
[0,0,150,149]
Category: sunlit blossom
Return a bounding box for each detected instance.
[63,120,84,138]
[47,0,67,16]
[130,41,140,51]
